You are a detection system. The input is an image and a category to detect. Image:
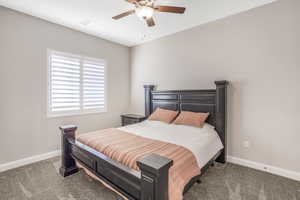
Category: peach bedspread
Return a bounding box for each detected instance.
[77,128,201,200]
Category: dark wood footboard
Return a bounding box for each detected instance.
[59,125,173,200]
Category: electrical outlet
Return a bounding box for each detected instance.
[243,141,250,148]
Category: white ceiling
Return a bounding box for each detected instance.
[0,0,276,47]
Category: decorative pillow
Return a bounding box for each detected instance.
[148,108,179,123]
[173,111,209,128]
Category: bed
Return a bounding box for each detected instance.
[59,80,228,200]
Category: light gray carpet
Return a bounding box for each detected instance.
[0,156,299,200]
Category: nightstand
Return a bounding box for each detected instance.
[121,114,146,126]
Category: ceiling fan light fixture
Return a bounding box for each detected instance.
[112,0,186,27]
[135,6,154,19]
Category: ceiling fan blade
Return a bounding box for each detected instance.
[125,0,137,3]
[146,17,155,27]
[112,10,135,20]
[155,6,186,14]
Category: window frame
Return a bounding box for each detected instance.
[47,49,107,118]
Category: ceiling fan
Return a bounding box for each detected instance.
[112,0,186,27]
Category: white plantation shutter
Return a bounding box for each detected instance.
[48,50,106,117]
[83,60,106,111]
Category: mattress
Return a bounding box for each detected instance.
[118,120,223,168]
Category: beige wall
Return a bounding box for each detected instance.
[130,0,300,172]
[0,7,130,164]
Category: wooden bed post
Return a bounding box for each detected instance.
[137,154,173,200]
[59,125,79,177]
[144,85,155,118]
[215,81,228,163]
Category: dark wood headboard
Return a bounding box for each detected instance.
[144,81,228,163]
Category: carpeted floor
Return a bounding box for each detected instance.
[0,156,299,200]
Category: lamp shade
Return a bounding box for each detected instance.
[135,6,154,19]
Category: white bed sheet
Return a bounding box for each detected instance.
[118,120,223,168]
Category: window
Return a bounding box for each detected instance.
[47,50,106,117]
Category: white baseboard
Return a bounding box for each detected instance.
[227,156,300,182]
[0,150,61,173]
